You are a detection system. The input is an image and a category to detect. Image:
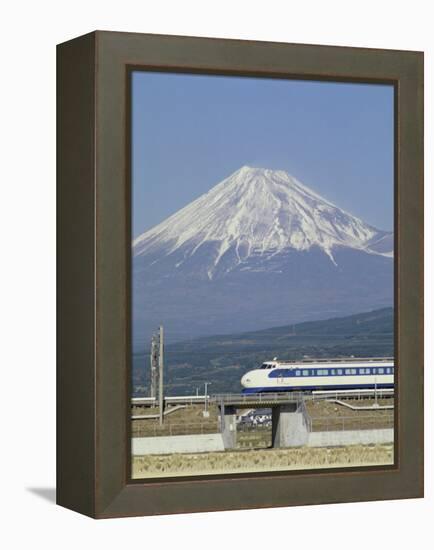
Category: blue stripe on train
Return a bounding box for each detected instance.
[241,383,394,394]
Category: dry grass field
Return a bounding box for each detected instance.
[306,399,394,431]
[132,444,394,479]
[132,404,220,437]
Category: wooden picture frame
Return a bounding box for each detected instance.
[57,30,423,518]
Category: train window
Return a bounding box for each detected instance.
[302,370,309,376]
[351,369,357,375]
[359,368,365,374]
[331,369,336,375]
[337,369,343,375]
[365,368,371,374]
[323,369,329,375]
[345,369,351,375]
[378,368,384,374]
[295,370,301,376]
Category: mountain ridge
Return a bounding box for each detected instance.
[132,307,394,395]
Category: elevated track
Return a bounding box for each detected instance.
[132,395,209,406]
[132,388,394,408]
[210,389,393,408]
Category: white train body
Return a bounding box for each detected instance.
[241,357,394,394]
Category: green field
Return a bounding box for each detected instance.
[133,307,394,395]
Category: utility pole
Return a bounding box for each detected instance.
[158,325,164,426]
[203,381,211,418]
[374,375,378,407]
[149,334,158,400]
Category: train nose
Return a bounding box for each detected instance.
[241,374,251,387]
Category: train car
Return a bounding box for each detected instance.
[240,357,394,394]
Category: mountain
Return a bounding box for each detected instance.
[134,166,392,274]
[133,166,393,348]
[132,307,394,395]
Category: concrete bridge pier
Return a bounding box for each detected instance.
[219,404,237,449]
[271,403,309,448]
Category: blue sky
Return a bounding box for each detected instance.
[132,71,394,238]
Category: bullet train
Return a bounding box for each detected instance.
[240,357,394,394]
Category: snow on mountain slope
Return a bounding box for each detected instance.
[133,166,393,278]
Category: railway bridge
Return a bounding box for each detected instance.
[209,392,309,449]
[131,389,394,450]
[210,390,393,449]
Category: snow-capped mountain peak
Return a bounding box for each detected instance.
[133,166,392,278]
